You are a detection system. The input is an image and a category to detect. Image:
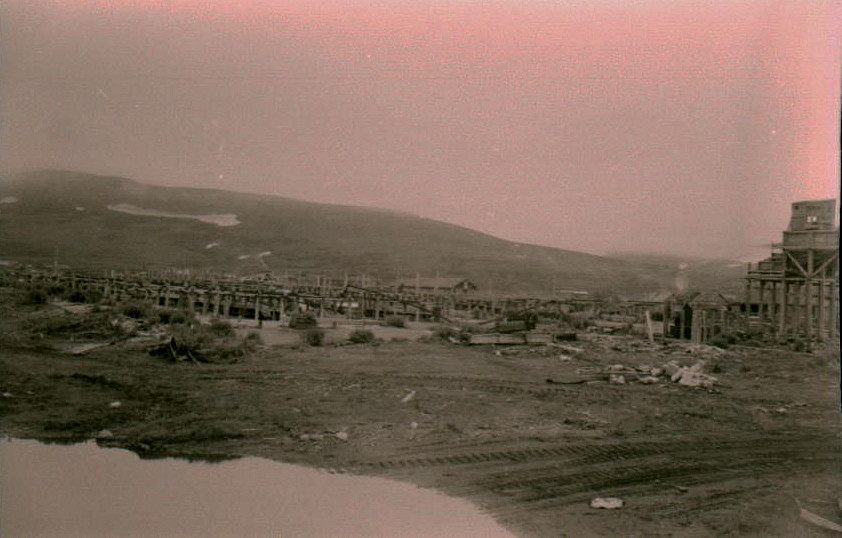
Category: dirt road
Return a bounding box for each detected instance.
[1,310,840,536]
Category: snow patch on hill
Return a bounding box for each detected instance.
[107,204,240,227]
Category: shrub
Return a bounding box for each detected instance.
[348,329,375,344]
[24,310,126,339]
[45,284,66,297]
[162,323,260,363]
[120,301,154,320]
[19,286,48,305]
[208,319,236,337]
[244,331,263,347]
[157,308,193,325]
[289,312,318,329]
[709,333,737,349]
[433,325,459,340]
[65,289,102,304]
[302,328,325,346]
[384,316,406,328]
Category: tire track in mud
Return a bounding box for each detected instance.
[193,370,575,397]
[342,434,830,472]
[332,433,838,517]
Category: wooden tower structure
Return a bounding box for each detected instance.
[745,199,839,342]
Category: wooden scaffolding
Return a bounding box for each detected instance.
[745,199,839,342]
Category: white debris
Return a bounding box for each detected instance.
[590,497,624,509]
[0,196,18,204]
[108,401,122,408]
[238,254,251,260]
[609,374,626,385]
[75,206,85,211]
[401,390,417,403]
[335,431,349,441]
[205,242,219,249]
[662,360,682,377]
[257,251,271,258]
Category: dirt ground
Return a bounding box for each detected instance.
[1,297,840,537]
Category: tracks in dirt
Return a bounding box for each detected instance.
[192,366,839,524]
[335,433,838,519]
[195,370,576,397]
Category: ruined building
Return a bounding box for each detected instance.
[745,199,839,342]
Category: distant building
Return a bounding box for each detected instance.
[396,277,477,294]
[553,289,590,300]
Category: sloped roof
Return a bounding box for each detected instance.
[668,290,729,305]
[397,277,474,289]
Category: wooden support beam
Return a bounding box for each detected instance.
[810,252,838,278]
[831,279,838,343]
[779,280,788,334]
[784,250,809,277]
[758,281,766,321]
[806,251,814,338]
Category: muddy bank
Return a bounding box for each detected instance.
[1,305,840,536]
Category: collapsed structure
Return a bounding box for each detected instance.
[745,199,839,343]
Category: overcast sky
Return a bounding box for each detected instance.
[2,0,839,260]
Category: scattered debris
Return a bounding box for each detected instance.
[401,390,417,403]
[670,361,717,388]
[609,374,626,385]
[797,498,842,533]
[549,343,584,355]
[546,377,590,385]
[2,392,12,398]
[410,421,419,429]
[590,497,624,509]
[96,429,114,439]
[335,431,349,442]
[662,360,682,378]
[69,341,112,356]
[639,376,660,385]
[108,401,122,408]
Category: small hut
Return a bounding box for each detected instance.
[663,290,734,343]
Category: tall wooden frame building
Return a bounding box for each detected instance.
[745,199,839,342]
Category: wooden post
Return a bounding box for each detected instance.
[806,250,814,339]
[779,280,787,334]
[744,278,752,329]
[818,266,826,340]
[679,307,686,340]
[831,279,838,343]
[758,281,766,321]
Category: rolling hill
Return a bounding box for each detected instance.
[0,170,742,295]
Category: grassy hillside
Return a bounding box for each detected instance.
[0,170,734,295]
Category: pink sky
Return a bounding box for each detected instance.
[1,0,839,260]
